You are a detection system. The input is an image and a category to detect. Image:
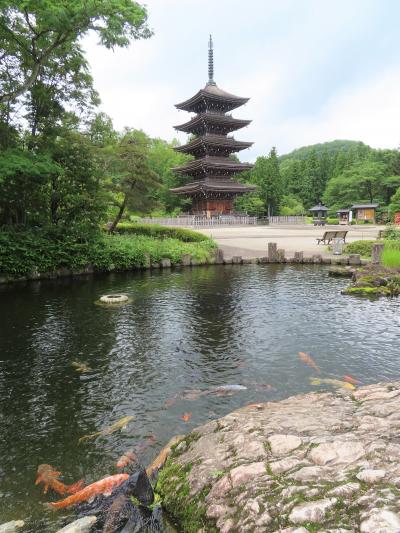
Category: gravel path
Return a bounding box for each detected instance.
[196,225,381,259]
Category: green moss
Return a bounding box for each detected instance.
[343,286,391,297]
[157,458,217,533]
[170,431,201,459]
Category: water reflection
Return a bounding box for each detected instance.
[0,265,399,531]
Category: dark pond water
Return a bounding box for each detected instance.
[1,264,400,531]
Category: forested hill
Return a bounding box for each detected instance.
[280,140,371,162]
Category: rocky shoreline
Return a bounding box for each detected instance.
[158,382,400,532]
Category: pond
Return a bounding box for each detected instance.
[1,264,400,531]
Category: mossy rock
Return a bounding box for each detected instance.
[357,275,387,287]
[342,286,391,297]
[328,267,353,278]
[156,459,217,533]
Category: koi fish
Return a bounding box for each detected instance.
[246,403,263,410]
[45,473,129,509]
[343,375,361,385]
[136,435,156,454]
[35,464,84,495]
[116,450,137,469]
[78,416,134,444]
[146,435,185,478]
[71,361,91,373]
[181,413,192,422]
[310,377,355,390]
[298,352,321,373]
[213,384,247,392]
[164,397,177,408]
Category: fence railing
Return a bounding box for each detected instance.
[267,216,306,225]
[137,216,258,226]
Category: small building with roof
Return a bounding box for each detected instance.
[351,204,379,223]
[336,208,352,225]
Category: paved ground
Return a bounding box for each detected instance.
[195,224,381,259]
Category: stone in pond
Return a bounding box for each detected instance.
[0,522,24,533]
[56,516,97,533]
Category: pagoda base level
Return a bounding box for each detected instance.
[192,198,234,217]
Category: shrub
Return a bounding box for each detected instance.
[0,227,216,278]
[115,223,209,242]
[382,224,400,241]
[344,240,376,257]
[326,217,339,225]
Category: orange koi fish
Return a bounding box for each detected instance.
[343,375,361,385]
[136,435,156,454]
[181,413,192,422]
[45,473,129,509]
[298,352,321,373]
[116,450,137,469]
[146,435,185,478]
[35,464,84,495]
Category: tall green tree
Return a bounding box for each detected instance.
[107,129,159,232]
[0,0,152,104]
[323,160,386,210]
[147,138,191,214]
[251,147,282,216]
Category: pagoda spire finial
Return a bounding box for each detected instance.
[208,34,216,85]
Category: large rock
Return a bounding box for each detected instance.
[157,382,400,532]
[289,498,337,524]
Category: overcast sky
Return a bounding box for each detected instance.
[83,0,400,162]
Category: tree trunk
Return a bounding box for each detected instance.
[108,196,127,233]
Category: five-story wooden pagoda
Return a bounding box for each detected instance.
[170,36,255,216]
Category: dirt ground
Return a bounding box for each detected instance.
[196,224,381,259]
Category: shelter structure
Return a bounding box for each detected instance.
[351,204,378,223]
[336,208,352,225]
[170,36,255,217]
[309,203,328,226]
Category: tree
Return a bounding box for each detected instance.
[279,195,305,216]
[389,187,400,216]
[107,129,159,232]
[323,160,386,210]
[251,147,282,216]
[147,138,191,214]
[0,148,59,225]
[0,0,152,104]
[234,192,265,216]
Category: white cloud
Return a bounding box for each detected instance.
[82,0,400,160]
[272,68,400,154]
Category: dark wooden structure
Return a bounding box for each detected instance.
[170,36,255,216]
[351,204,378,223]
[309,203,329,226]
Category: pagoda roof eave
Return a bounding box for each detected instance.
[170,179,257,195]
[175,84,249,111]
[172,156,253,175]
[174,135,253,154]
[174,113,251,133]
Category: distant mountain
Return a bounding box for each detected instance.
[279,140,372,162]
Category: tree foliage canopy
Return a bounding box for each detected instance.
[0,0,151,103]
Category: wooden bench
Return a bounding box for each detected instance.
[316,230,348,245]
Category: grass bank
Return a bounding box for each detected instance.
[0,226,216,280]
[345,239,400,267]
